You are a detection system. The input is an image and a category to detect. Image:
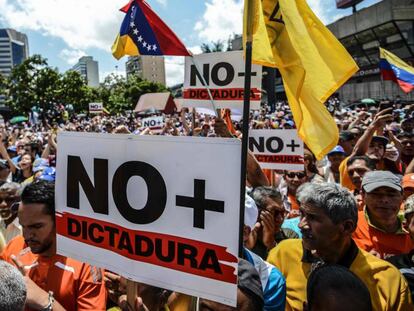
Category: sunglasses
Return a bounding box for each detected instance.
[285,172,306,179]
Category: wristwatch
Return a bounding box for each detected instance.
[40,291,54,311]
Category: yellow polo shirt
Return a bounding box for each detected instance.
[267,239,412,311]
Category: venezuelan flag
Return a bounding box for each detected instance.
[112,0,190,59]
[379,48,414,93]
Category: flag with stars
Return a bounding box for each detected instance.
[112,0,190,59]
[380,47,414,93]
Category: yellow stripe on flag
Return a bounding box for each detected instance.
[244,0,359,159]
[111,34,140,60]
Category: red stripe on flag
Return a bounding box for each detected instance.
[398,79,414,93]
[138,1,190,56]
[56,212,237,284]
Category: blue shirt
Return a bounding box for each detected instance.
[244,248,286,311]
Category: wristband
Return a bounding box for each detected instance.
[40,291,54,311]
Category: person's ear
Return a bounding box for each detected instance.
[342,219,356,235]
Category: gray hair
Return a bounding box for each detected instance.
[297,182,357,225]
[0,260,27,311]
[250,186,282,210]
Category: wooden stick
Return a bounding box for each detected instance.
[126,280,138,310]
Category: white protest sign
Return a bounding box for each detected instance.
[140,116,164,132]
[183,51,262,110]
[249,129,304,170]
[55,133,240,306]
[89,102,103,114]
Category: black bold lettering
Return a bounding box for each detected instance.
[88,223,104,243]
[67,156,108,215]
[190,64,209,86]
[177,243,198,269]
[135,235,154,256]
[249,137,265,152]
[266,137,284,153]
[118,231,133,254]
[211,62,234,86]
[112,161,167,224]
[155,239,175,262]
[104,226,119,247]
[199,249,222,273]
[81,221,88,240]
[67,218,81,236]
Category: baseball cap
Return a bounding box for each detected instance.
[361,171,402,193]
[285,120,294,127]
[339,131,355,141]
[328,145,345,156]
[404,194,414,217]
[245,194,258,230]
[237,259,264,308]
[32,158,49,173]
[402,174,414,189]
[7,146,16,153]
[371,136,389,148]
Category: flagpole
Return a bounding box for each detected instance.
[190,56,219,117]
[238,0,255,257]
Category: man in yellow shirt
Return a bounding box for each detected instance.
[267,182,412,311]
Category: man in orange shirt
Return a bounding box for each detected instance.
[0,181,107,311]
[353,171,414,259]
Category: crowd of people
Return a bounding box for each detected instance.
[1,97,414,310]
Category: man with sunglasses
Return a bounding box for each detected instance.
[0,182,21,252]
[280,170,308,218]
[248,186,299,259]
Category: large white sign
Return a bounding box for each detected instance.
[89,102,103,114]
[55,132,241,306]
[183,51,262,110]
[249,129,304,170]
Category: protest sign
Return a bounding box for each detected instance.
[249,129,304,170]
[183,51,262,110]
[139,116,164,132]
[89,103,103,114]
[55,132,241,306]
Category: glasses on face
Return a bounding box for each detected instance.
[285,172,306,179]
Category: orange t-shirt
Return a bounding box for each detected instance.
[0,236,107,311]
[287,193,300,218]
[353,210,414,260]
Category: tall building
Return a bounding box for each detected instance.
[0,28,29,77]
[72,56,99,87]
[126,55,166,85]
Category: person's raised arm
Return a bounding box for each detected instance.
[351,108,393,157]
[0,130,17,174]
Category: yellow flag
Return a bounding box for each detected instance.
[244,0,359,159]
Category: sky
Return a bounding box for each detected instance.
[0,0,382,87]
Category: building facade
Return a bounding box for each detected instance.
[0,28,29,77]
[126,55,166,85]
[328,0,414,102]
[72,56,99,88]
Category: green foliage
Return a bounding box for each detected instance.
[200,40,225,53]
[1,55,168,115]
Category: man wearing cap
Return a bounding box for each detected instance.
[353,171,414,259]
[388,194,414,301]
[267,182,412,311]
[322,146,345,184]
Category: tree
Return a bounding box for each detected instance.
[200,40,225,53]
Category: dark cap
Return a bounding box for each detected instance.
[362,171,402,193]
[371,136,389,147]
[339,131,355,141]
[238,259,264,308]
